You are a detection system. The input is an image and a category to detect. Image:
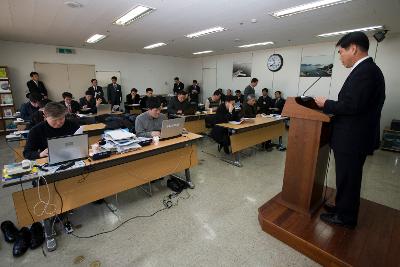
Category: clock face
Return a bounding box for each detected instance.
[267,54,283,72]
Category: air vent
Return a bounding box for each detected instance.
[57,48,76,54]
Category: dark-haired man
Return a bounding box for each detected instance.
[107,76,122,108]
[23,102,80,160]
[314,31,385,229]
[257,88,272,114]
[140,88,154,110]
[20,93,42,122]
[60,92,80,114]
[205,90,222,111]
[173,77,184,95]
[189,80,200,103]
[126,88,140,105]
[168,90,192,115]
[88,79,106,103]
[80,90,102,114]
[270,91,285,115]
[135,97,167,138]
[234,90,244,104]
[26,72,48,99]
[244,78,258,100]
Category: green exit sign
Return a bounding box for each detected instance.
[57,48,75,54]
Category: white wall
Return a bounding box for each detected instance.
[190,35,400,133]
[0,40,194,107]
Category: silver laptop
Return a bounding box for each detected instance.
[48,134,89,165]
[160,117,185,140]
[96,104,112,115]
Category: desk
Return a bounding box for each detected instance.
[125,104,142,115]
[170,114,207,134]
[217,117,286,167]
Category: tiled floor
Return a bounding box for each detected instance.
[0,135,398,267]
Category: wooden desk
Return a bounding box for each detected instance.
[9,133,201,227]
[173,114,207,134]
[217,117,286,167]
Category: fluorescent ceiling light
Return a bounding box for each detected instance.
[114,5,155,26]
[318,25,384,37]
[86,34,106,43]
[271,0,352,18]
[185,27,226,38]
[193,51,213,55]
[238,42,274,48]
[143,42,167,49]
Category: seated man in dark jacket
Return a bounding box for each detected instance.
[60,92,80,114]
[270,91,286,114]
[126,88,141,105]
[257,88,272,114]
[23,102,80,160]
[79,90,101,114]
[241,94,257,118]
[20,93,41,122]
[140,88,154,110]
[167,90,192,115]
[210,95,240,154]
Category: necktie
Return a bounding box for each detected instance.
[68,104,72,113]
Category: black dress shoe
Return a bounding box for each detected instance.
[320,213,356,229]
[1,220,19,243]
[323,203,336,213]
[29,222,44,249]
[13,227,31,257]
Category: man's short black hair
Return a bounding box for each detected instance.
[262,88,268,92]
[111,76,117,80]
[251,78,258,83]
[235,90,241,94]
[85,90,93,96]
[146,88,153,92]
[91,78,97,83]
[193,80,197,83]
[147,96,161,109]
[213,90,221,96]
[225,95,235,102]
[275,90,282,95]
[336,31,369,52]
[174,77,179,81]
[29,93,42,102]
[131,88,138,93]
[30,72,38,77]
[178,90,187,95]
[62,92,73,99]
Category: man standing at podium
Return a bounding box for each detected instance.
[314,32,385,229]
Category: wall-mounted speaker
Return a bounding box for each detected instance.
[373,30,388,43]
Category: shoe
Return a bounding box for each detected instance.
[320,213,356,229]
[29,222,44,249]
[223,145,230,154]
[13,227,31,257]
[217,144,222,152]
[277,145,286,151]
[1,220,19,243]
[187,180,195,189]
[323,203,336,214]
[64,221,74,234]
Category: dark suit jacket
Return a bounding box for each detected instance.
[167,97,192,115]
[27,80,47,97]
[79,97,97,114]
[126,93,141,105]
[60,100,80,114]
[235,95,244,104]
[107,83,122,105]
[210,103,240,145]
[173,82,184,94]
[271,98,286,114]
[257,96,272,114]
[87,86,106,103]
[323,57,385,155]
[241,103,257,118]
[189,85,200,102]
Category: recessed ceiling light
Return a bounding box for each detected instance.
[114,5,155,26]
[271,0,352,18]
[143,43,167,49]
[86,34,107,44]
[193,50,213,55]
[64,1,83,8]
[185,27,226,39]
[238,42,274,48]
[318,25,384,37]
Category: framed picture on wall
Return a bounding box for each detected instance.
[300,55,333,77]
[0,80,11,92]
[3,108,13,118]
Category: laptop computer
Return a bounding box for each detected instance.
[47,134,89,166]
[183,104,197,115]
[160,117,185,140]
[96,104,112,115]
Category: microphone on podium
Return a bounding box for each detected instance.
[300,76,322,102]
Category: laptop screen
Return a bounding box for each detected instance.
[47,134,89,165]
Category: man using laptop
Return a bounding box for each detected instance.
[135,97,167,138]
[167,90,192,115]
[23,102,80,160]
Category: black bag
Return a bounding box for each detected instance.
[167,177,188,193]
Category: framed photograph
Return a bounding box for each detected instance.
[3,108,13,118]
[233,62,252,78]
[300,55,334,77]
[0,80,11,92]
[0,94,13,105]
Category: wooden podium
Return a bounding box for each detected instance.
[278,97,331,216]
[258,97,400,267]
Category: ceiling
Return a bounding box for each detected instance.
[0,0,399,58]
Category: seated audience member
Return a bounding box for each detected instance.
[26,72,48,99]
[140,88,154,110]
[20,93,41,122]
[241,94,257,118]
[60,92,80,114]
[257,88,272,114]
[88,79,106,103]
[135,97,167,138]
[168,90,192,115]
[126,88,140,105]
[234,90,244,104]
[270,90,286,114]
[226,89,233,96]
[23,102,80,160]
[210,95,240,154]
[218,88,226,102]
[30,99,50,128]
[79,90,101,114]
[205,90,222,111]
[189,80,200,103]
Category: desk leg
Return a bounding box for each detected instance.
[139,182,152,197]
[43,217,57,252]
[277,136,286,151]
[220,152,243,167]
[171,169,195,189]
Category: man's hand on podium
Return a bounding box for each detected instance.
[314,96,327,108]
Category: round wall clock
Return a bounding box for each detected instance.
[267,54,283,72]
